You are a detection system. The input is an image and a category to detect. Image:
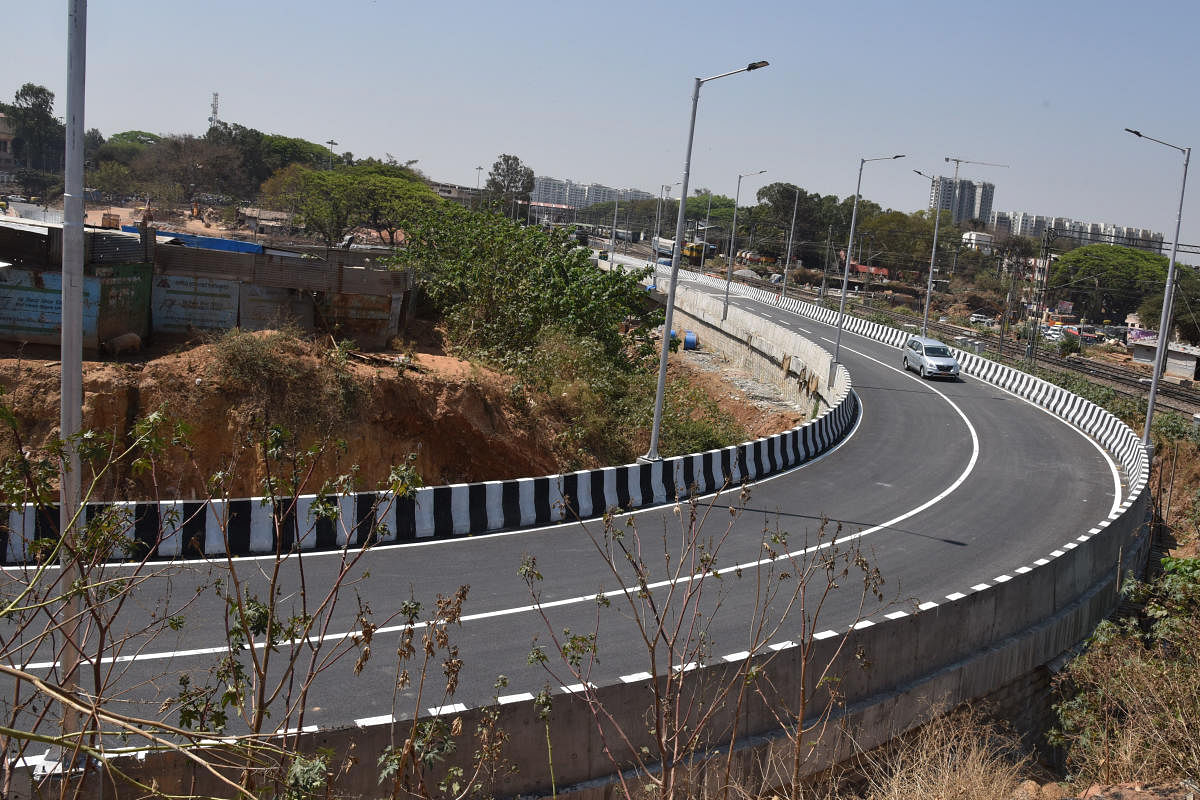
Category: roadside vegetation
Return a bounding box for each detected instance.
[5,79,1200,799]
[390,200,750,464]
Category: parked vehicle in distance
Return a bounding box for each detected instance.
[969,312,991,324]
[902,336,961,380]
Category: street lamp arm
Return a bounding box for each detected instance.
[699,60,770,85]
[643,60,768,462]
[1125,127,1188,156]
[1126,126,1190,448]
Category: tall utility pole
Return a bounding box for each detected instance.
[819,225,832,298]
[642,59,769,463]
[722,169,765,319]
[609,195,619,264]
[1124,128,1190,449]
[325,139,338,170]
[779,185,799,301]
[698,192,714,272]
[474,165,483,211]
[61,0,88,755]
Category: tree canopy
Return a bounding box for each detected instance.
[485,154,534,218]
[1047,244,1170,324]
[0,83,65,172]
[392,202,657,368]
[1136,264,1200,345]
[259,164,442,248]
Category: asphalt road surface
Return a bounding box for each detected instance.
[1,276,1124,740]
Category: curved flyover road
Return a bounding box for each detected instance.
[3,277,1125,740]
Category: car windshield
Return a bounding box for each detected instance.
[925,345,951,357]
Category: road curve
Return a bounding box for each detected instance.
[2,274,1125,739]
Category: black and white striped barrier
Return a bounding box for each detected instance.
[668,265,1148,489]
[3,371,858,564]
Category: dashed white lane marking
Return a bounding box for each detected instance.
[26,278,992,675]
[498,692,535,704]
[355,714,393,727]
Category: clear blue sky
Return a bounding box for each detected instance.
[7,0,1198,246]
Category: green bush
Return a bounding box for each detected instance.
[1052,558,1200,785]
[518,327,749,467]
[207,327,361,437]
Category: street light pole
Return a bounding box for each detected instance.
[914,169,942,337]
[697,192,715,272]
[832,154,904,363]
[474,165,483,211]
[609,194,619,264]
[60,0,87,752]
[819,224,832,298]
[653,181,679,262]
[780,185,799,301]
[643,60,769,463]
[1126,128,1191,450]
[722,168,765,319]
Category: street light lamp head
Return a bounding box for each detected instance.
[1125,128,1143,138]
[892,154,906,159]
[747,60,769,70]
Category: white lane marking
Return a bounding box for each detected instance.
[21,280,993,676]
[498,692,534,704]
[689,275,1124,517]
[355,714,392,727]
[23,376,973,672]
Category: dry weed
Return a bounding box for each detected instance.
[854,706,1029,800]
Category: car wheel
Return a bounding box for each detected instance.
[902,356,909,372]
[919,365,927,378]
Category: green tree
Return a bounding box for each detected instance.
[484,154,534,219]
[83,127,105,164]
[1136,263,1200,345]
[86,161,133,199]
[292,169,361,249]
[1047,243,1169,323]
[93,130,159,167]
[355,172,440,246]
[394,202,657,367]
[1,83,65,172]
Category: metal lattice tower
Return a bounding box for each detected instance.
[207,92,219,128]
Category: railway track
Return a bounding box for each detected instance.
[758,280,1200,418]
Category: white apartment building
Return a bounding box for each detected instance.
[930,177,995,225]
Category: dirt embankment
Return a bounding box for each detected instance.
[0,332,802,503]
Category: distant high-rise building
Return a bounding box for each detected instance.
[987,211,1163,253]
[587,183,618,206]
[532,174,656,209]
[532,176,566,206]
[566,181,587,209]
[930,177,995,225]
